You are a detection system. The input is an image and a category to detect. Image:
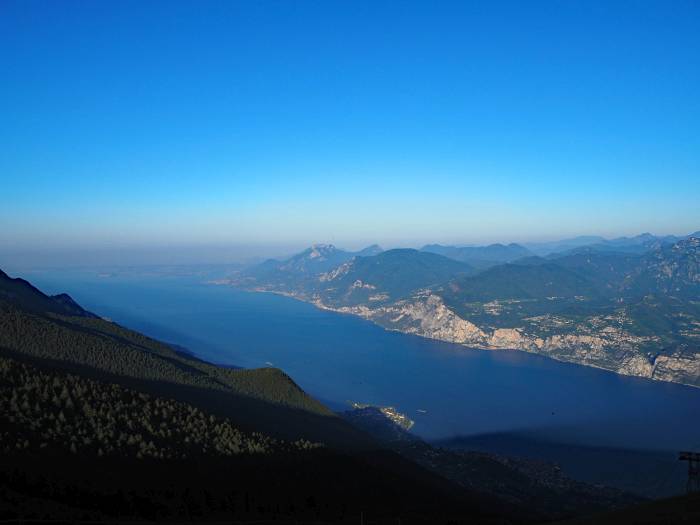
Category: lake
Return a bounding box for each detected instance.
[24,269,700,453]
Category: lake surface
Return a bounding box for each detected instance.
[24,269,700,451]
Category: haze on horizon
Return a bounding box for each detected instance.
[2,1,699,268]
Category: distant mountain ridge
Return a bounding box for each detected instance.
[421,243,533,268]
[525,230,700,257]
[226,233,700,388]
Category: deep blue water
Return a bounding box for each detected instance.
[23,269,700,451]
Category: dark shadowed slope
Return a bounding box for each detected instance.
[341,407,642,521]
[0,269,97,318]
[1,351,521,524]
[559,492,700,524]
[438,433,685,498]
[524,231,697,258]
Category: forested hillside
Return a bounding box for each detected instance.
[0,355,319,460]
[0,352,497,524]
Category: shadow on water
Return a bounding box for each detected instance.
[436,431,688,498]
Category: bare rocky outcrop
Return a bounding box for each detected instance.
[652,351,700,385]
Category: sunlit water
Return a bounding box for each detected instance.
[24,270,700,451]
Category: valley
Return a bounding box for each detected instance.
[3,259,699,521]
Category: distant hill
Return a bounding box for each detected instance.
[528,231,699,258]
[317,249,472,306]
[233,245,471,306]
[622,237,700,300]
[236,243,383,292]
[421,243,533,268]
[442,262,603,303]
[543,250,642,294]
[524,236,608,256]
[355,243,384,257]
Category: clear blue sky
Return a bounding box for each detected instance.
[1,1,699,265]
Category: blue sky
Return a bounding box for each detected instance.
[1,1,699,265]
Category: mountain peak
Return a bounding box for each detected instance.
[307,244,338,259]
[310,243,335,250]
[50,293,96,317]
[356,244,383,257]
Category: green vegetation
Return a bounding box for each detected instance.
[0,355,320,460]
[322,249,471,305]
[442,263,603,302]
[439,240,700,349]
[0,303,331,416]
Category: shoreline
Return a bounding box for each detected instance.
[221,284,700,391]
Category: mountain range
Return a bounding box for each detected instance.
[524,231,700,257]
[421,243,533,268]
[227,232,700,387]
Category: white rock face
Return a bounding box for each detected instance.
[351,280,376,290]
[377,294,487,344]
[319,261,353,282]
[489,328,543,351]
[653,352,700,383]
